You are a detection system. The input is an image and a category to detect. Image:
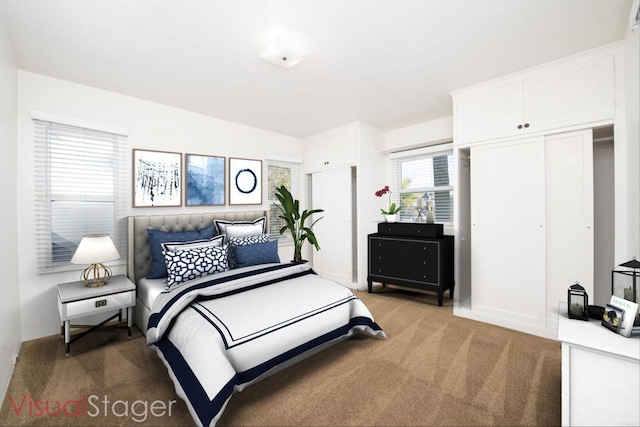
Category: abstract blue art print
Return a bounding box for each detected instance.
[186,154,226,206]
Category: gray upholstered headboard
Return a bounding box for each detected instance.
[127,211,268,285]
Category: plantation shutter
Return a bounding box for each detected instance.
[33,115,128,273]
[267,158,301,243]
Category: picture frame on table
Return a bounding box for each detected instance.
[133,149,182,207]
[229,157,262,205]
[602,303,624,334]
[186,154,226,206]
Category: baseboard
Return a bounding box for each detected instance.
[453,307,558,340]
[0,341,22,406]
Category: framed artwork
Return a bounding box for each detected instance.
[133,149,182,207]
[186,154,226,206]
[229,157,262,205]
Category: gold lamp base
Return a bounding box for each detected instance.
[81,263,112,287]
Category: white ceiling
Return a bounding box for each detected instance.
[0,0,634,138]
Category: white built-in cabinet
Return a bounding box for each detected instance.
[453,44,619,338]
[303,122,386,290]
[311,167,353,286]
[304,124,357,172]
[470,131,594,333]
[453,56,615,146]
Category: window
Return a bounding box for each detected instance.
[267,159,301,243]
[34,116,127,273]
[390,143,454,224]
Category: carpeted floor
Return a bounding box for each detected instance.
[0,288,561,426]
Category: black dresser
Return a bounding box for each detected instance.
[367,222,454,306]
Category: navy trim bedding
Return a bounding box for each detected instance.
[147,263,385,426]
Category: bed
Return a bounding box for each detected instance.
[126,211,385,426]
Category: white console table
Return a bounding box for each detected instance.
[558,302,640,426]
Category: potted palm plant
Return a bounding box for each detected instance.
[274,186,324,263]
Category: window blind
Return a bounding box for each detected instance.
[34,119,128,273]
[267,159,301,244]
[390,144,454,224]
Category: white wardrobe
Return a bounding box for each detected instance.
[303,122,386,289]
[470,131,594,332]
[452,43,622,338]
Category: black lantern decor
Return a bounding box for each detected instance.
[568,282,589,321]
[612,257,640,327]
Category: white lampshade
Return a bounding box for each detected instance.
[71,235,120,265]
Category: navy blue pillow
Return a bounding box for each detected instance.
[147,225,215,279]
[232,240,280,268]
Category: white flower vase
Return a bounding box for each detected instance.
[384,214,397,223]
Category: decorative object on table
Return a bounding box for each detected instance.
[70,235,120,287]
[274,185,324,263]
[375,185,401,223]
[425,196,435,224]
[602,302,624,333]
[229,157,262,205]
[413,196,426,223]
[133,149,182,207]
[186,153,225,206]
[604,295,639,337]
[567,282,589,321]
[587,305,605,320]
[612,257,640,330]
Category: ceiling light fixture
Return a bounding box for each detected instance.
[258,36,308,70]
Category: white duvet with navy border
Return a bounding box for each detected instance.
[146,262,386,426]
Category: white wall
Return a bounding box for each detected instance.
[0,11,21,401]
[384,116,453,152]
[16,71,303,341]
[355,122,386,289]
[623,19,640,259]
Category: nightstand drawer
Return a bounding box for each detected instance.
[59,290,135,321]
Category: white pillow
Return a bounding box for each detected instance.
[161,235,225,253]
[214,217,267,239]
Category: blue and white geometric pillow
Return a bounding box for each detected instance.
[226,233,270,268]
[164,245,229,288]
[227,233,271,247]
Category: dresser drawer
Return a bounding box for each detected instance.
[370,238,439,257]
[369,265,439,284]
[370,250,439,269]
[377,222,443,238]
[58,290,136,321]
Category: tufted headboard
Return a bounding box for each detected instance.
[127,211,268,285]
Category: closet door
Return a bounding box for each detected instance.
[545,130,594,328]
[311,167,353,286]
[471,137,546,326]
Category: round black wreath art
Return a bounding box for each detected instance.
[235,168,257,194]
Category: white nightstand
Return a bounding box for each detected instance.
[57,274,136,356]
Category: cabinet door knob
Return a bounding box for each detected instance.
[517,124,523,129]
[524,123,530,128]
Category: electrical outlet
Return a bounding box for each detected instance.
[95,299,107,308]
[12,354,18,365]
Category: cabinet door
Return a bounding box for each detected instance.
[471,137,546,326]
[454,81,524,145]
[311,167,353,286]
[304,134,327,172]
[304,124,357,173]
[544,130,593,329]
[525,57,615,134]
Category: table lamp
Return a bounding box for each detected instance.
[70,234,120,287]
